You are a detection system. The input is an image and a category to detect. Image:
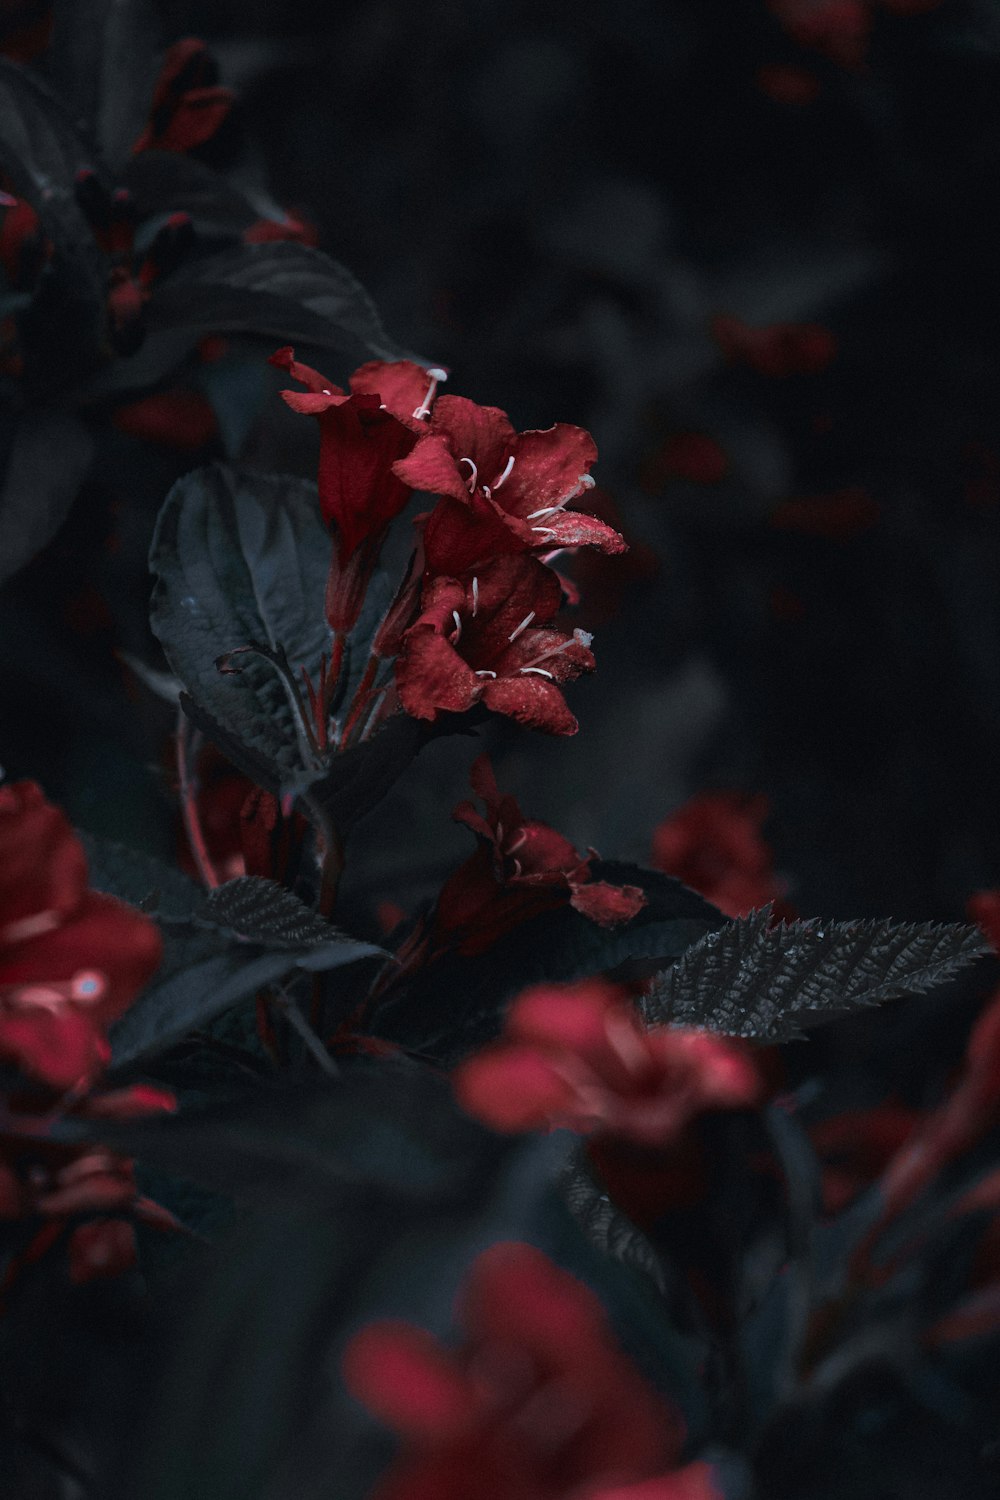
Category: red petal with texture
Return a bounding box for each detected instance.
[535,509,627,554]
[429,395,516,481]
[500,424,598,519]
[394,432,470,503]
[422,494,525,575]
[570,880,647,926]
[343,1322,475,1441]
[481,675,579,735]
[269,346,343,395]
[350,361,443,431]
[396,629,479,720]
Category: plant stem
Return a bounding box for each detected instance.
[176,709,221,888]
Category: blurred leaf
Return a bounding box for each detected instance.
[48,0,161,169]
[0,60,108,390]
[644,909,991,1042]
[123,151,259,232]
[371,863,721,1061]
[0,409,94,586]
[144,242,407,362]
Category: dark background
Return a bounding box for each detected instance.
[4,0,1000,926]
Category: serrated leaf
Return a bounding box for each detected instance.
[560,1155,668,1295]
[644,908,991,1042]
[144,241,407,363]
[370,863,722,1063]
[199,876,386,970]
[82,837,382,1065]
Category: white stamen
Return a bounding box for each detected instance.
[412,367,447,420]
[520,667,554,679]
[505,829,527,854]
[492,455,516,490]
[458,457,479,493]
[451,610,463,641]
[573,628,594,648]
[472,576,479,616]
[508,610,536,642]
[321,388,332,395]
[579,473,596,489]
[475,669,497,678]
[526,505,561,521]
[482,485,492,499]
[530,527,557,538]
[511,858,523,877]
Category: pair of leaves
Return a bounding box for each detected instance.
[82,835,383,1066]
[643,907,991,1042]
[149,463,429,830]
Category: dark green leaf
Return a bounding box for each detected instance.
[123,151,259,233]
[81,831,203,921]
[48,0,161,168]
[0,61,109,391]
[144,242,408,363]
[0,409,94,586]
[199,876,386,970]
[149,463,333,786]
[561,1153,668,1295]
[644,908,991,1042]
[150,463,430,827]
[371,863,721,1062]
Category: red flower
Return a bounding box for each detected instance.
[272,349,448,631]
[767,0,871,68]
[651,793,787,919]
[395,394,624,574]
[395,555,595,736]
[415,756,645,961]
[455,980,759,1144]
[711,314,837,377]
[132,38,234,155]
[0,782,162,1092]
[343,1240,715,1500]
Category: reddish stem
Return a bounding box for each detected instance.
[339,654,380,748]
[176,711,221,889]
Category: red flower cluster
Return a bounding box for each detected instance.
[420,756,646,961]
[0,781,173,1283]
[275,351,618,739]
[651,792,787,919]
[454,979,759,1145]
[344,1240,719,1500]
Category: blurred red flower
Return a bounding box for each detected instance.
[344,1240,718,1500]
[651,792,787,919]
[0,781,162,1092]
[454,979,759,1145]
